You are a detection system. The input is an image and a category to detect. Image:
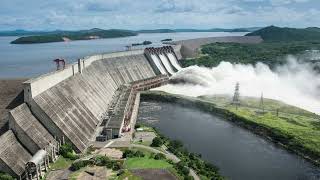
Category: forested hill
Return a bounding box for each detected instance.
[182,26,320,68]
[10,29,137,44]
[245,26,320,42]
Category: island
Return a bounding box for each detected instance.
[161,38,173,42]
[132,40,152,46]
[10,28,137,44]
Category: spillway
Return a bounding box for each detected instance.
[159,54,176,75]
[167,53,182,70]
[150,54,168,74]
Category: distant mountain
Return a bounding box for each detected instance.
[137,27,261,33]
[1,27,262,37]
[11,29,137,44]
[245,26,320,42]
[136,29,176,33]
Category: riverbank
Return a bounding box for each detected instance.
[140,91,320,167]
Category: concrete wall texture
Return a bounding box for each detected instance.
[30,53,156,152]
[0,130,32,177]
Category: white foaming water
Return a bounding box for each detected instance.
[159,54,175,75]
[156,56,320,114]
[150,54,167,74]
[167,53,182,70]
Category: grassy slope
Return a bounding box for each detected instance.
[125,157,172,169]
[141,91,320,164]
[50,157,73,170]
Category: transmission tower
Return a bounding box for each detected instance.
[232,82,240,109]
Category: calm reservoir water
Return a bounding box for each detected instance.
[0,32,245,78]
[137,101,320,180]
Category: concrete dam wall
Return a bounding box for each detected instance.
[0,35,260,179]
[0,45,182,179]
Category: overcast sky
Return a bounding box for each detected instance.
[1,0,320,30]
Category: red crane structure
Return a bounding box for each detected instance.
[53,58,66,70]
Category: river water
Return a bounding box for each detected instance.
[0,32,245,78]
[137,101,320,180]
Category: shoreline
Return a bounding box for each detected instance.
[140,91,320,167]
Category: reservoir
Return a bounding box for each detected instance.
[137,101,320,180]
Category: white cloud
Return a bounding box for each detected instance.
[270,0,310,6]
[0,0,319,30]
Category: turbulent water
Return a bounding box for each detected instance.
[156,56,320,114]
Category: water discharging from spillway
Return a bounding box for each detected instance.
[137,101,320,180]
[167,53,182,70]
[156,57,320,114]
[159,54,175,75]
[150,54,167,74]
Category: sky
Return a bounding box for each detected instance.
[1,0,320,30]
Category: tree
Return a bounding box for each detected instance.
[151,137,163,147]
[154,153,166,160]
[169,140,183,149]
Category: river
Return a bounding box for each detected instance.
[137,101,320,180]
[0,32,245,78]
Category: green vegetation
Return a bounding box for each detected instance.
[246,26,320,42]
[114,170,141,180]
[132,40,152,46]
[151,136,164,147]
[182,26,320,68]
[70,159,93,171]
[174,161,191,178]
[0,171,14,180]
[50,156,73,170]
[154,153,166,160]
[123,149,146,158]
[70,155,123,171]
[59,144,79,160]
[161,38,173,42]
[141,91,320,166]
[199,95,316,117]
[181,41,320,68]
[124,157,172,169]
[11,29,137,44]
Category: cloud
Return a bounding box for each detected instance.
[0,0,319,30]
[270,0,310,6]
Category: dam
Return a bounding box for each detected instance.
[0,36,262,179]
